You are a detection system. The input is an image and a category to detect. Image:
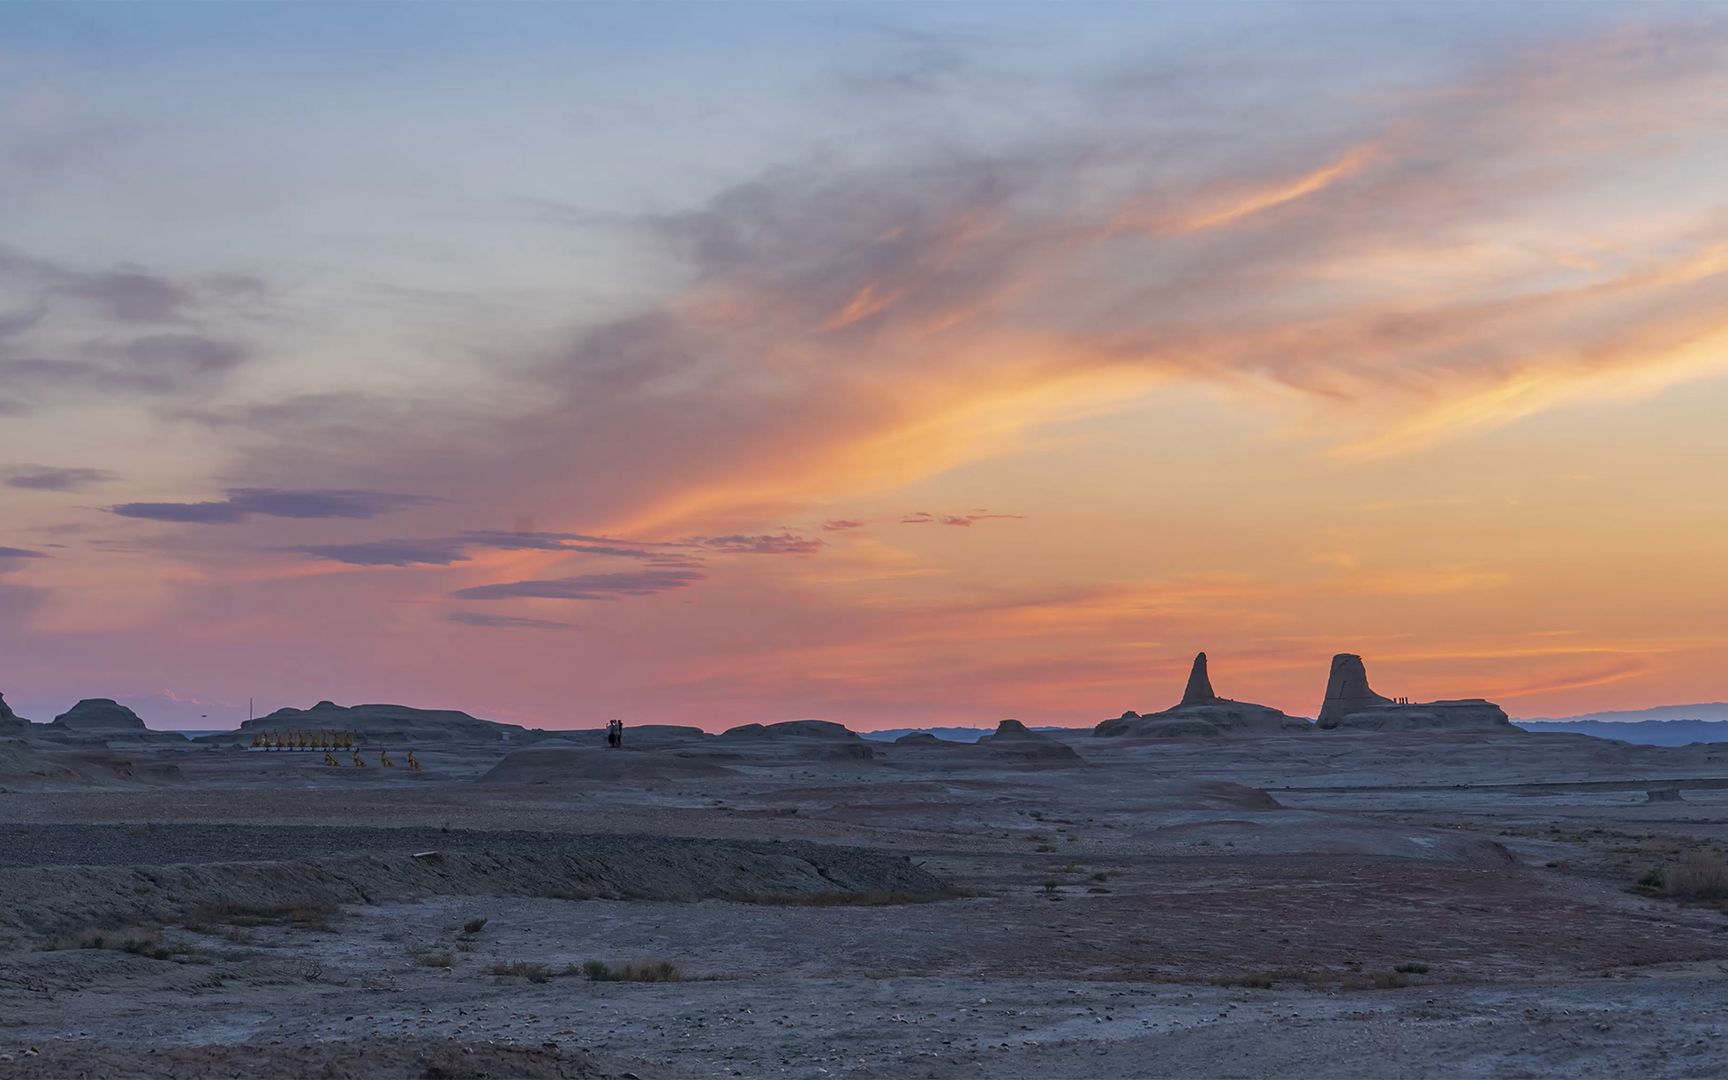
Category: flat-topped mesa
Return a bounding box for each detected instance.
[222,701,534,743]
[977,719,1083,762]
[1180,652,1218,706]
[1316,653,1513,732]
[1095,653,1308,738]
[0,691,26,730]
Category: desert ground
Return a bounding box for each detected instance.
[3,712,1728,1078]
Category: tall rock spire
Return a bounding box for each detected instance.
[1180,651,1218,706]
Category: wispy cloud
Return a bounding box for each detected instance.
[4,465,117,492]
[446,611,581,631]
[451,568,706,601]
[111,488,439,524]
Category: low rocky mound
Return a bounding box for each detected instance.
[1317,655,1514,732]
[479,748,736,784]
[221,701,533,743]
[49,698,149,733]
[975,719,1083,762]
[0,738,77,785]
[0,740,183,789]
[894,732,955,746]
[719,719,858,740]
[0,827,953,932]
[1096,653,1309,737]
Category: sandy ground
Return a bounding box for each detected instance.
[2,727,1726,1077]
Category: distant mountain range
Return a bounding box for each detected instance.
[1514,704,1728,746]
[1518,703,1728,724]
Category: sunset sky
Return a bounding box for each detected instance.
[4,3,1727,729]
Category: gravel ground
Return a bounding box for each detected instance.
[0,823,897,871]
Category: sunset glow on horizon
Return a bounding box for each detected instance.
[4,3,1728,729]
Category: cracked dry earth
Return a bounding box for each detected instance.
[3,729,1728,1077]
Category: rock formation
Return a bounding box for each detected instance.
[0,691,27,731]
[1181,651,1218,705]
[1095,653,1308,737]
[976,719,1083,762]
[1315,654,1513,732]
[224,701,534,743]
[50,698,150,733]
[719,719,859,741]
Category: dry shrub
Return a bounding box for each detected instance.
[185,900,338,932]
[490,960,554,984]
[461,917,489,935]
[1211,973,1274,989]
[415,950,455,969]
[578,959,681,983]
[1666,851,1728,901]
[42,927,187,961]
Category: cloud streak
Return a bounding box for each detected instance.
[451,568,706,601]
[4,466,117,492]
[111,488,439,525]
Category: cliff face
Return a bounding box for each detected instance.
[1317,654,1393,726]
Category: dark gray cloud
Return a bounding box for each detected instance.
[0,247,264,416]
[0,332,250,402]
[4,465,118,492]
[445,611,580,631]
[277,528,818,568]
[451,568,705,601]
[0,546,47,559]
[108,500,249,524]
[287,539,471,567]
[110,488,438,525]
[57,271,196,323]
[454,530,675,559]
[226,488,438,519]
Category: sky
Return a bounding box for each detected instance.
[3,2,1728,730]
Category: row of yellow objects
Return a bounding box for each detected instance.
[251,729,359,750]
[322,749,421,771]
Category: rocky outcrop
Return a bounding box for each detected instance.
[0,692,27,731]
[976,719,1083,762]
[719,720,859,741]
[223,701,532,743]
[1181,651,1218,705]
[1317,654,1392,724]
[1096,653,1308,737]
[893,732,947,745]
[1316,654,1513,732]
[50,698,149,733]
